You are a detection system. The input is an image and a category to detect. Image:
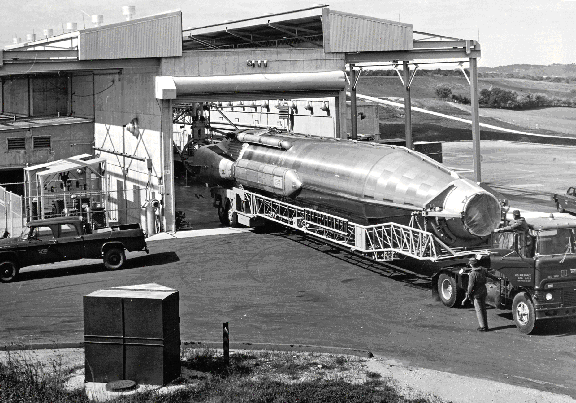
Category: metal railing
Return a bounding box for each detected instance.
[241,189,476,262]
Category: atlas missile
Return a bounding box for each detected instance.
[184,130,501,247]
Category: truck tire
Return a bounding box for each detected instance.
[512,293,536,334]
[103,248,126,270]
[438,273,462,308]
[0,260,18,283]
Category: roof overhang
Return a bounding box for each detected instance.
[155,71,346,100]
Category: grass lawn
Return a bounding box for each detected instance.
[0,348,446,403]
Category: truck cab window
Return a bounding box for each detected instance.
[59,223,78,238]
[29,226,55,241]
[537,229,574,256]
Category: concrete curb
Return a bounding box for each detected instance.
[0,341,373,359]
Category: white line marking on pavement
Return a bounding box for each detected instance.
[147,227,250,242]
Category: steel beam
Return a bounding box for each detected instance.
[3,50,78,61]
[0,58,160,76]
[161,99,176,233]
[345,49,481,63]
[350,65,357,140]
[412,40,472,49]
[469,57,481,183]
[403,61,413,150]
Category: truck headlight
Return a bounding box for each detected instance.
[546,293,553,301]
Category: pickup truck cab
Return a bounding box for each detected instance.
[0,216,148,283]
[552,187,576,214]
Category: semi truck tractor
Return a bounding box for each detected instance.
[436,217,576,333]
[185,129,576,333]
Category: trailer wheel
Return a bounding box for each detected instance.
[103,248,126,270]
[512,293,536,334]
[438,273,462,308]
[557,203,565,213]
[0,260,18,283]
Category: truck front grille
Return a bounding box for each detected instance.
[563,290,576,306]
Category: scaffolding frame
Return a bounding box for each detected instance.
[225,188,485,262]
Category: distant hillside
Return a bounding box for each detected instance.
[479,64,576,77]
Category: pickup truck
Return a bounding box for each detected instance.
[552,187,576,214]
[0,216,148,283]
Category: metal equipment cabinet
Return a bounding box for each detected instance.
[84,283,180,385]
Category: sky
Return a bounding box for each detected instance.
[2,0,576,67]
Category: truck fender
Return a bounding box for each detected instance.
[101,242,125,257]
[0,252,19,267]
[508,287,531,303]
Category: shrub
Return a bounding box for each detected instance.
[435,85,453,99]
[451,93,470,104]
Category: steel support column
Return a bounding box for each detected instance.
[403,61,413,150]
[469,57,481,183]
[161,99,176,232]
[336,89,347,139]
[350,65,358,140]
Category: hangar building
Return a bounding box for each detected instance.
[0,6,482,233]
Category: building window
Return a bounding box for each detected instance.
[33,136,51,149]
[7,138,25,150]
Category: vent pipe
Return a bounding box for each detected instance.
[122,6,136,21]
[12,37,19,44]
[65,22,78,33]
[91,15,104,27]
[26,33,36,42]
[43,29,54,38]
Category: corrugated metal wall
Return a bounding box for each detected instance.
[323,9,413,53]
[79,11,182,60]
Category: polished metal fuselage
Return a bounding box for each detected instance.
[189,133,501,247]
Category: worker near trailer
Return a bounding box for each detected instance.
[465,257,500,332]
[493,209,533,256]
[494,209,528,234]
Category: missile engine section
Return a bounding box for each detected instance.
[184,129,501,250]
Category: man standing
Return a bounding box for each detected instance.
[466,257,499,332]
[494,209,528,234]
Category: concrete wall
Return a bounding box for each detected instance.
[0,122,94,168]
[162,48,345,77]
[71,74,95,118]
[92,66,163,226]
[3,77,28,116]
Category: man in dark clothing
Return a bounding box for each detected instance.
[466,257,499,332]
[494,209,528,233]
[493,209,533,256]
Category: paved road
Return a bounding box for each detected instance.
[2,230,576,397]
[3,140,576,397]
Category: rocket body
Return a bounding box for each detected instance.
[185,131,501,247]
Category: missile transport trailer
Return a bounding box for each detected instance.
[185,129,576,333]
